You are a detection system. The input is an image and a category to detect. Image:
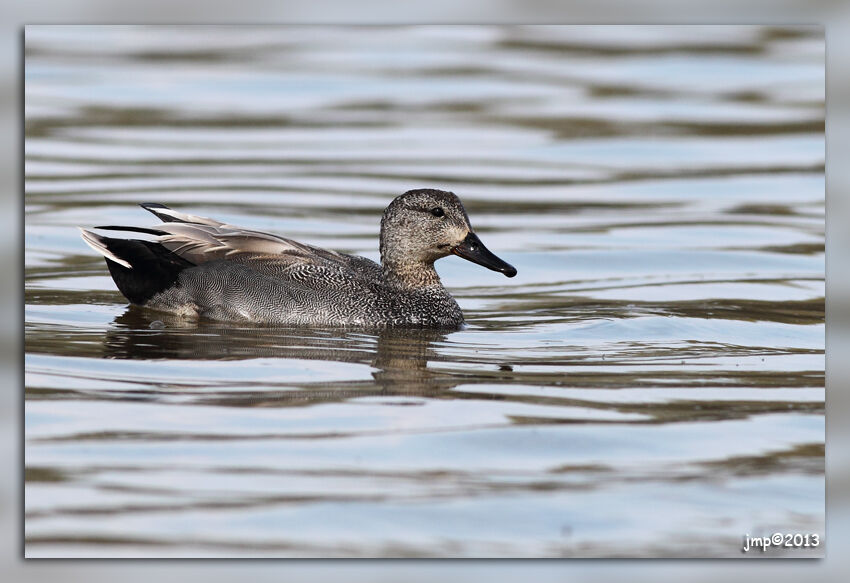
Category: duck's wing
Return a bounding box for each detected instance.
[96,204,381,281]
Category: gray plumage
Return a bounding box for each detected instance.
[79,189,517,328]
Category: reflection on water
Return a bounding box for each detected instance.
[104,309,447,394]
[24,25,824,557]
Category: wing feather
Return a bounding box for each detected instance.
[146,215,348,270]
[97,204,380,282]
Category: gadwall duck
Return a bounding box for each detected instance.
[79,189,516,328]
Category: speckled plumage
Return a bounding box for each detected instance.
[80,189,516,328]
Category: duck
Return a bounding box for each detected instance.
[79,189,516,328]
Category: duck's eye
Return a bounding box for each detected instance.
[430,207,445,218]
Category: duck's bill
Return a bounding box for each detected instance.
[452,232,517,278]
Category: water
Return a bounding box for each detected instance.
[24,25,824,557]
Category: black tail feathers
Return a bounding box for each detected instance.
[81,230,195,305]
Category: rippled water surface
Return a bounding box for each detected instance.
[24,25,825,557]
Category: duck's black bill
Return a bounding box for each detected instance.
[452,232,517,278]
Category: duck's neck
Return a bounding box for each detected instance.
[381,258,443,290]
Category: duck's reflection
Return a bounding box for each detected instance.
[103,306,452,396]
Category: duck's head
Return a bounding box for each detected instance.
[380,189,516,283]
